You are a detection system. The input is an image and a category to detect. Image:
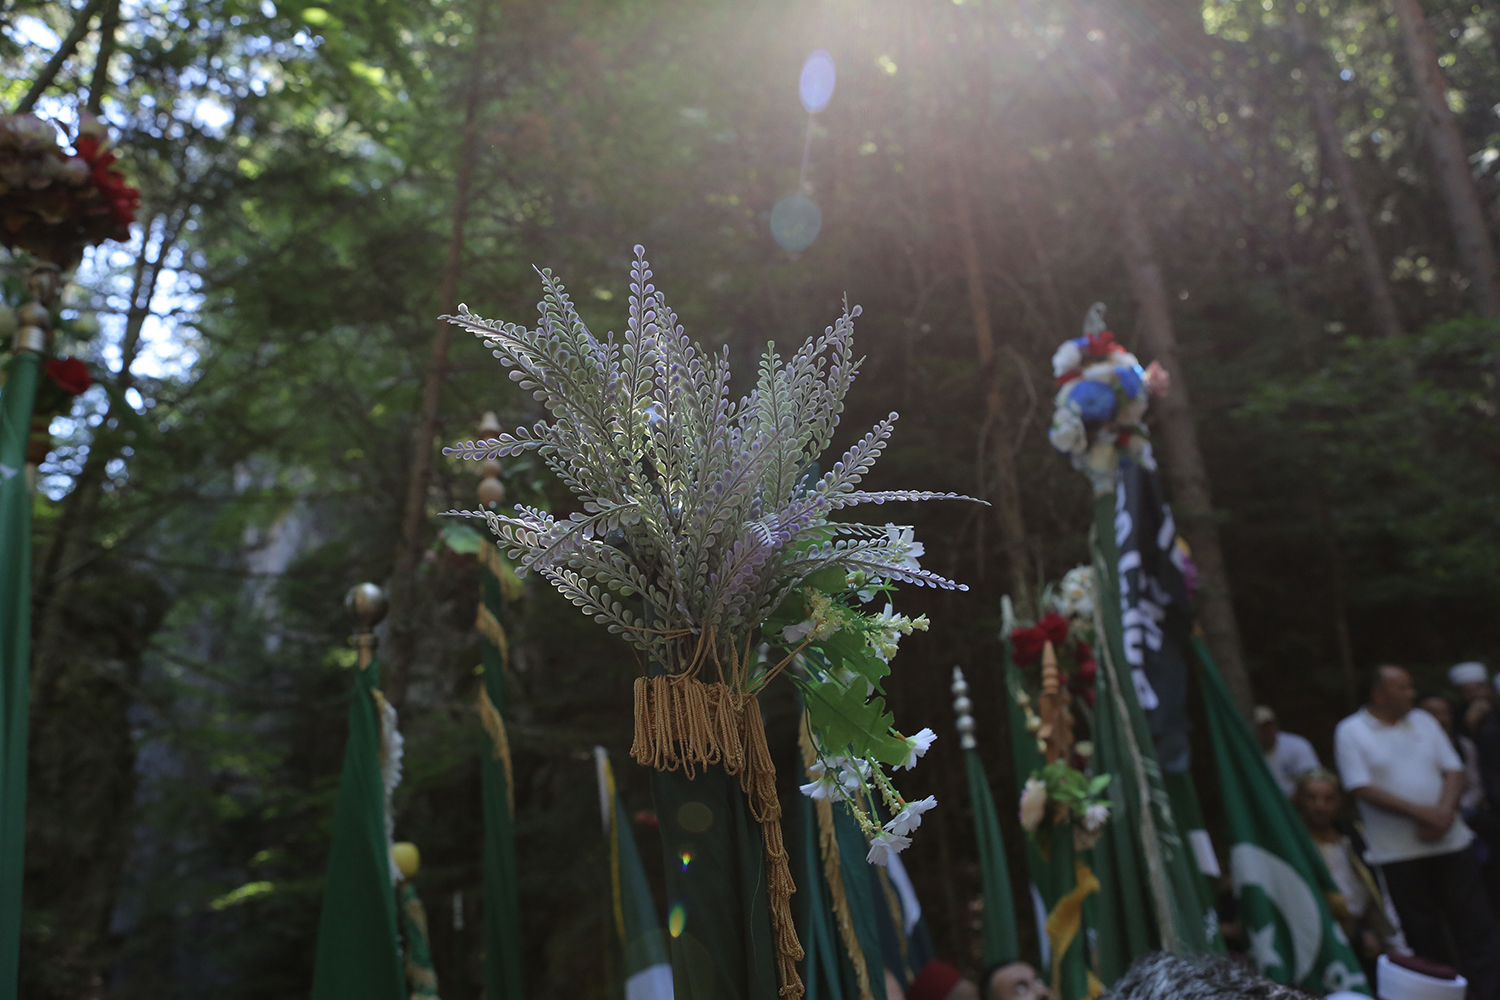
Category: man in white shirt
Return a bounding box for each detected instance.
[1335,665,1500,1000]
[1255,705,1321,796]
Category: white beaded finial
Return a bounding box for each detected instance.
[951,665,977,750]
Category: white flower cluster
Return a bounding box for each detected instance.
[1051,565,1095,622]
[1047,304,1167,495]
[800,728,939,866]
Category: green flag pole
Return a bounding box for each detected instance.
[473,411,525,1000]
[310,583,405,1000]
[1192,636,1371,995]
[950,667,1019,967]
[0,302,46,995]
[594,747,675,1000]
[1088,491,1212,966]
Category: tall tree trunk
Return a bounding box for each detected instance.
[1391,0,1500,316]
[383,1,491,706]
[948,153,1035,620]
[1287,5,1404,340]
[1096,153,1256,721]
[84,0,119,114]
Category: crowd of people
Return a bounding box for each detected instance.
[1262,662,1500,999]
[886,661,1500,1000]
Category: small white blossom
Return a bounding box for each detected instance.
[1051,339,1082,378]
[899,728,937,770]
[865,831,912,866]
[1019,778,1048,833]
[782,620,814,643]
[799,759,847,801]
[869,604,930,664]
[884,524,925,571]
[1083,802,1110,832]
[1049,406,1087,456]
[884,795,937,837]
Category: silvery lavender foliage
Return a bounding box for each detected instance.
[445,246,971,671]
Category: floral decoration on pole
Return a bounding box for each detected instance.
[1047,303,1169,495]
[444,247,976,999]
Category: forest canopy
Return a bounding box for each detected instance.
[1,0,1498,995]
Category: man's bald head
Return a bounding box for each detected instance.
[1369,664,1415,719]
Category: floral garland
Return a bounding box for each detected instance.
[1007,565,1112,850]
[0,113,140,267]
[1047,304,1169,495]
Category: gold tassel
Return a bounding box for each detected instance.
[478,684,516,815]
[479,540,525,602]
[632,673,806,999]
[799,719,874,1000]
[476,602,509,670]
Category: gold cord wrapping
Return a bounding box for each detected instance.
[799,719,874,1000]
[478,684,516,815]
[632,673,806,999]
[476,602,510,669]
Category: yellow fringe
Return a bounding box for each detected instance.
[632,673,805,999]
[480,540,525,602]
[476,602,510,670]
[1045,861,1101,996]
[372,688,393,774]
[799,720,874,1000]
[478,684,516,815]
[875,864,910,972]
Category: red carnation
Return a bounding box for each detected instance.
[1009,625,1047,666]
[1084,330,1118,359]
[1038,612,1070,646]
[45,357,92,395]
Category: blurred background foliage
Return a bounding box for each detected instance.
[2,0,1499,994]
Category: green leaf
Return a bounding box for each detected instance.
[440,522,485,554]
[801,679,909,766]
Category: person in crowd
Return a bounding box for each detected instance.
[1255,705,1320,796]
[1448,662,1492,739]
[1419,697,1485,818]
[1334,665,1500,1000]
[1291,768,1402,969]
[1375,953,1468,1000]
[982,958,1051,1000]
[1101,952,1302,999]
[886,966,910,1000]
[906,959,978,1000]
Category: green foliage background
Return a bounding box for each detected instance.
[2,0,1499,994]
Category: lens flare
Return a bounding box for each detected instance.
[679,849,693,871]
[800,50,836,114]
[771,194,821,252]
[668,903,687,938]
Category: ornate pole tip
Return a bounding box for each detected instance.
[345,582,388,630]
[951,665,977,750]
[478,410,502,434]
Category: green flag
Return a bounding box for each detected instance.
[310,653,405,1000]
[1088,489,1214,976]
[952,667,1020,967]
[0,351,39,994]
[1194,637,1371,995]
[477,539,525,1000]
[595,748,675,1000]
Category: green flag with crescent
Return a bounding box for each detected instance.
[1194,638,1371,995]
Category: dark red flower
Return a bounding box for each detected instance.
[1009,625,1047,665]
[45,357,91,395]
[1038,612,1070,646]
[1084,330,1118,359]
[1075,659,1097,686]
[1075,639,1092,663]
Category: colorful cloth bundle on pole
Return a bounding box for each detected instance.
[310,585,405,1000]
[594,748,673,1000]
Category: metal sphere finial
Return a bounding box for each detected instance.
[951,665,977,750]
[345,582,388,630]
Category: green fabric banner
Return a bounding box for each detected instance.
[964,748,1020,967]
[0,352,38,995]
[310,653,405,1000]
[652,763,777,1000]
[596,749,673,999]
[478,544,525,1000]
[1088,488,1214,975]
[1193,637,1371,995]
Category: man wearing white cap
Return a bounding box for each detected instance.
[1448,662,1492,741]
[1255,705,1321,796]
[1335,665,1500,1000]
